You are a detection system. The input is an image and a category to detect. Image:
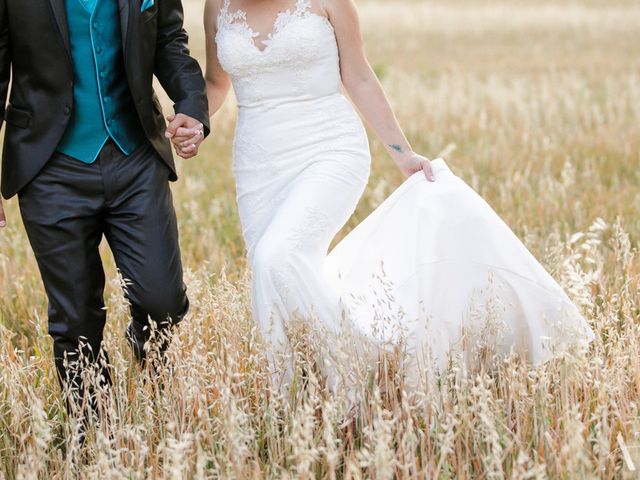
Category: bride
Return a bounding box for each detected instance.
[175,0,595,393]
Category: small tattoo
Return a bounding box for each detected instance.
[389,144,403,153]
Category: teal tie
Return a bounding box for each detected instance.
[79,0,97,12]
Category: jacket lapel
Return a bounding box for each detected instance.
[48,0,71,55]
[118,0,131,51]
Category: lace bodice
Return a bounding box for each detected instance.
[216,0,342,108]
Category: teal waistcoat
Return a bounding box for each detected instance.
[57,0,145,163]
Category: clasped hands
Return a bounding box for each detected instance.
[165,113,206,159]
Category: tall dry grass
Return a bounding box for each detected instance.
[1,0,639,477]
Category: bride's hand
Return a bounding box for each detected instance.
[397,152,435,182]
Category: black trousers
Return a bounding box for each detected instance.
[18,141,188,406]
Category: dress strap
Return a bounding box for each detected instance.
[294,0,312,16]
[218,0,239,28]
[217,0,228,27]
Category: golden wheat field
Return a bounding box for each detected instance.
[1,0,640,477]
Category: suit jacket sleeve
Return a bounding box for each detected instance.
[0,0,11,133]
[154,0,210,136]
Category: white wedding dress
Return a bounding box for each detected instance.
[215,0,595,391]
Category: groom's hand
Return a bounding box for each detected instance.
[0,198,6,228]
[165,114,204,159]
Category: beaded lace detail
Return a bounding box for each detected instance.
[218,0,313,53]
[215,0,338,109]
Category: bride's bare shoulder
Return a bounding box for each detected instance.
[319,0,359,18]
[204,0,224,21]
[320,0,356,9]
[205,0,225,15]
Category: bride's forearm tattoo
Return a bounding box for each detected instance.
[389,144,403,153]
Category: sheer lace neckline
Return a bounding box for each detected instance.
[220,0,314,53]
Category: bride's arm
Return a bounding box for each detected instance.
[204,0,231,117]
[323,0,434,181]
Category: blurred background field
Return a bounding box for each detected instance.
[1,0,639,477]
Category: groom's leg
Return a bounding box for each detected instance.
[17,152,110,413]
[102,141,188,364]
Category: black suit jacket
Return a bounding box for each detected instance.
[0,0,210,199]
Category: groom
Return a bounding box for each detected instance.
[0,0,209,412]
